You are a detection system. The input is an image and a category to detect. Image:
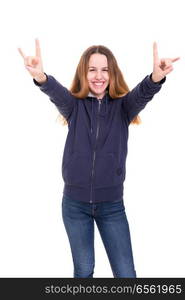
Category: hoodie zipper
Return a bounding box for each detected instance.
[90,99,102,203]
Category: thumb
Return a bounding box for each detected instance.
[25,66,36,74]
[26,65,34,71]
[25,65,38,76]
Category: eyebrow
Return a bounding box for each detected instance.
[88,66,108,69]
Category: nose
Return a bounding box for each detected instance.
[95,71,103,80]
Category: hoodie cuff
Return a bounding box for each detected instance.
[33,73,48,87]
[149,73,166,85]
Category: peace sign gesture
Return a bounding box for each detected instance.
[18,38,46,83]
[152,42,180,82]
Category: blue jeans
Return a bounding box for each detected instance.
[62,195,136,278]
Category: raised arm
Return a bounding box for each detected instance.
[152,42,180,82]
[18,39,76,121]
[18,38,46,84]
[122,42,180,124]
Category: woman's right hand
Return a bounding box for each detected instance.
[18,38,47,83]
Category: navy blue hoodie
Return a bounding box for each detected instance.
[34,74,165,203]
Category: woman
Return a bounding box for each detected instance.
[18,40,179,278]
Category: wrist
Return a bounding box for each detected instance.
[151,73,164,83]
[34,73,47,84]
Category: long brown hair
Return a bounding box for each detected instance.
[58,45,141,125]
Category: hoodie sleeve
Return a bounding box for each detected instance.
[33,74,76,121]
[122,74,166,124]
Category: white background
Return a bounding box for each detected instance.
[0,0,184,277]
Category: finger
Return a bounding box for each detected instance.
[160,58,172,70]
[164,66,173,75]
[18,47,26,59]
[153,41,159,64]
[26,65,35,72]
[161,58,171,66]
[25,56,38,66]
[164,65,173,73]
[35,38,41,58]
[161,57,180,65]
[171,57,180,63]
[25,65,37,76]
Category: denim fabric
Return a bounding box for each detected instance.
[62,195,136,278]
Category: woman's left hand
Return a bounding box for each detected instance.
[152,42,180,82]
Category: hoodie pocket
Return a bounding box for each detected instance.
[62,152,91,186]
[94,152,118,188]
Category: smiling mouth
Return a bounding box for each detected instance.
[92,82,105,86]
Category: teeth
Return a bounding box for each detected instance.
[93,83,104,86]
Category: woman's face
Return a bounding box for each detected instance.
[87,53,109,99]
